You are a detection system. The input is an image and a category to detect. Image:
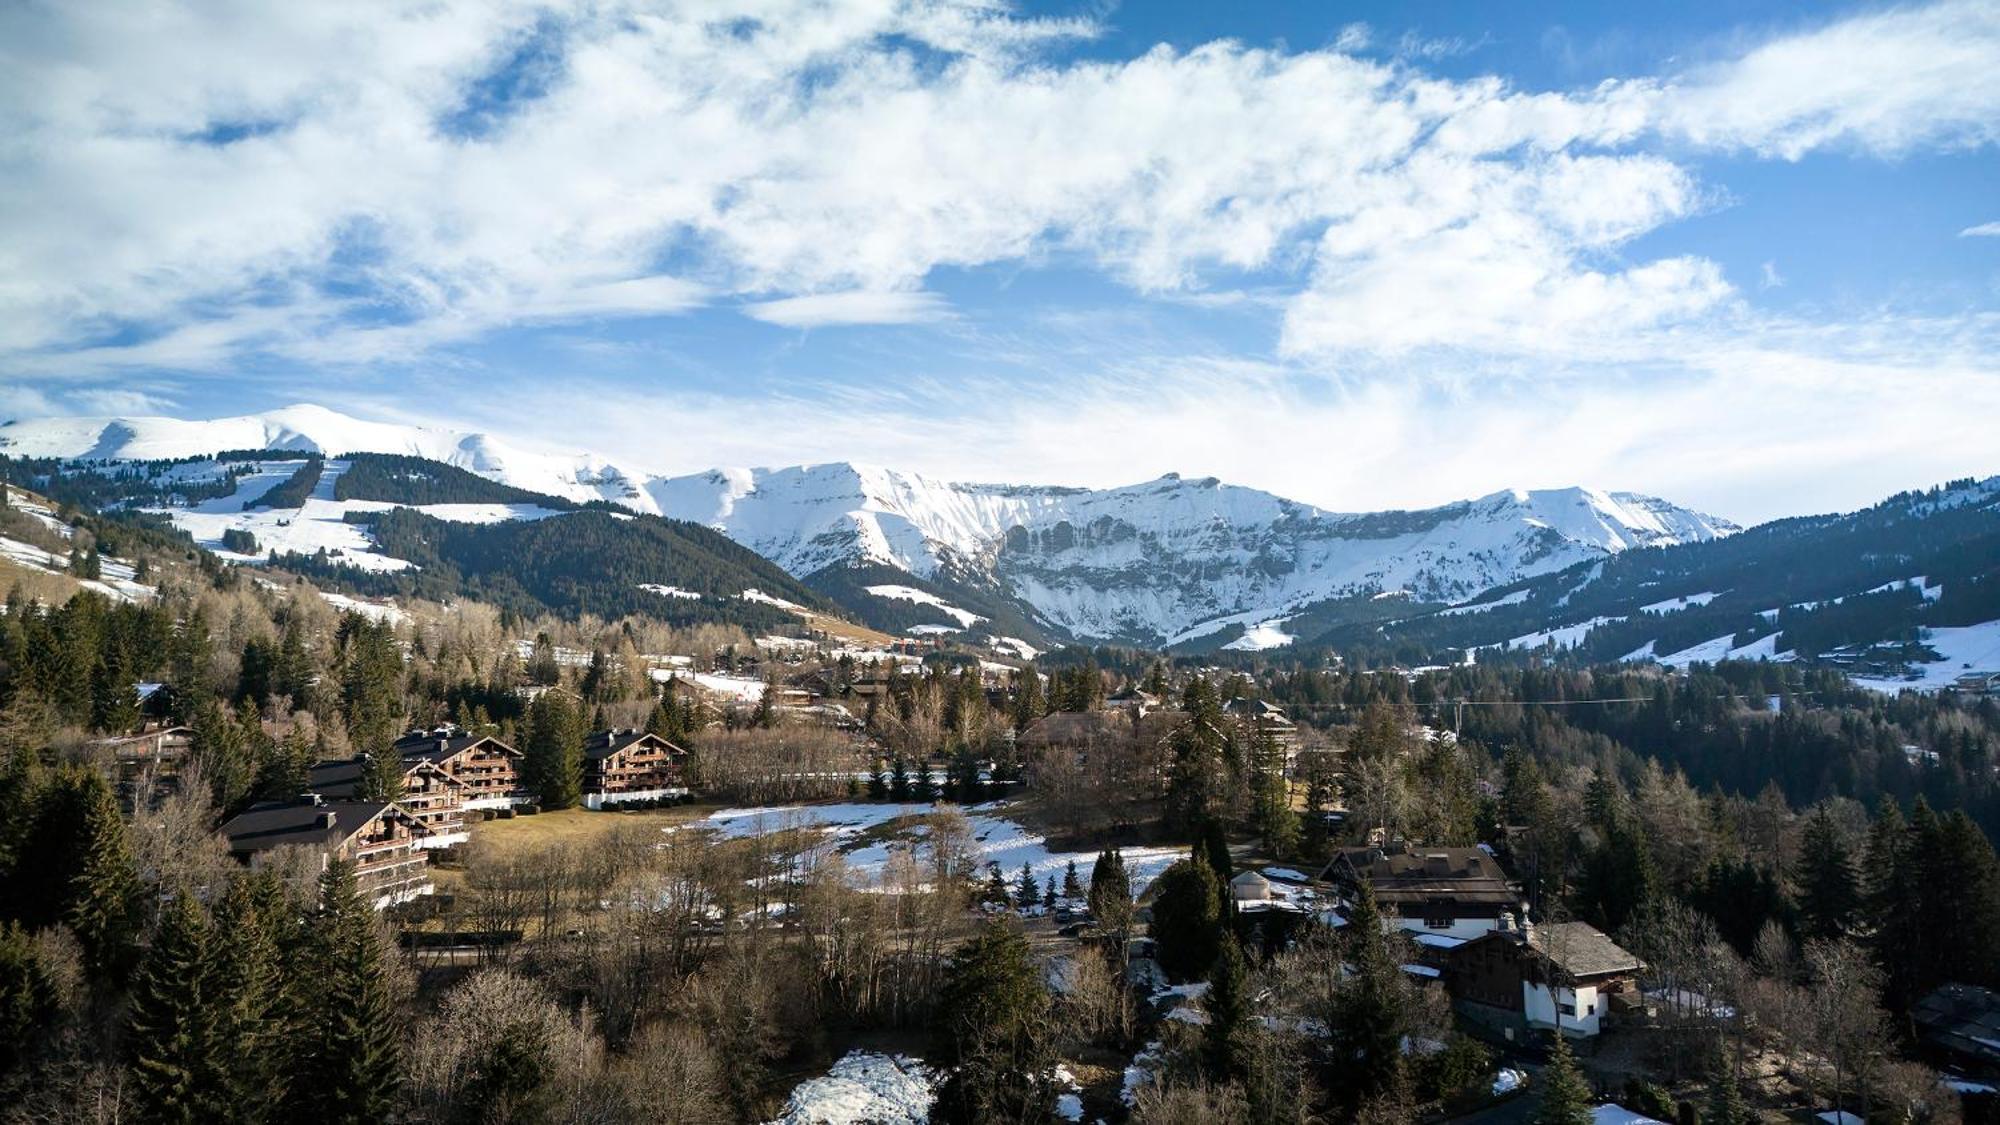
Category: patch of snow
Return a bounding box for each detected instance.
[319,591,408,625]
[1439,589,1530,616]
[741,587,807,612]
[765,1051,934,1125]
[1492,1069,1526,1096]
[990,635,1041,660]
[638,583,701,600]
[1260,867,1312,883]
[863,584,983,627]
[1223,616,1296,652]
[1640,591,1718,614]
[1595,1106,1667,1125]
[906,623,961,635]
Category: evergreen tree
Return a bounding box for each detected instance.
[1250,728,1298,857]
[0,921,58,1074]
[65,767,143,980]
[1333,881,1409,1108]
[295,862,401,1124]
[1042,877,1057,911]
[91,647,140,735]
[1088,848,1133,937]
[125,891,212,1124]
[191,697,254,811]
[1062,859,1083,901]
[1014,862,1039,910]
[910,756,936,803]
[1533,1033,1593,1125]
[1199,818,1234,898]
[866,758,889,801]
[1204,938,1251,1081]
[522,691,583,809]
[1010,665,1045,730]
[1577,812,1656,933]
[1797,805,1861,942]
[340,618,405,801]
[1150,858,1222,982]
[983,862,1010,905]
[208,875,288,1115]
[933,921,1053,1124]
[1705,1041,1750,1125]
[889,756,910,802]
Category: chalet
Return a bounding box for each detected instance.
[90,725,193,771]
[1952,671,2000,696]
[305,757,468,847]
[1446,915,1644,1040]
[219,796,433,909]
[581,728,690,809]
[1105,686,1163,714]
[394,729,526,809]
[1224,696,1299,758]
[1323,843,1520,942]
[1911,983,2000,1077]
[1230,869,1273,902]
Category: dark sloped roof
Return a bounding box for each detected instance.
[1912,983,2000,1062]
[582,729,685,762]
[1328,846,1519,907]
[220,799,398,855]
[1528,922,1643,978]
[395,731,521,765]
[307,757,460,800]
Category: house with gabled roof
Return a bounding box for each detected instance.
[219,795,433,909]
[1323,842,1520,943]
[581,728,689,809]
[1446,915,1644,1040]
[306,756,468,847]
[394,727,526,809]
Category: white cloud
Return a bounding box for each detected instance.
[1964,221,2000,237]
[742,289,949,328]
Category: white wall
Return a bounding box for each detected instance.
[1522,981,1603,1036]
[1391,915,1500,943]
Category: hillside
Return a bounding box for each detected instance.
[1326,476,2000,688]
[0,451,831,631]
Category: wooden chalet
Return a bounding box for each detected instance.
[1323,843,1521,943]
[1445,916,1643,1040]
[581,729,689,809]
[394,728,526,809]
[219,796,433,909]
[305,757,468,847]
[90,724,193,771]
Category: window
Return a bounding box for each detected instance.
[1425,898,1454,929]
[1558,1001,1576,1016]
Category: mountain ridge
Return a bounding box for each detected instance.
[2,404,1739,647]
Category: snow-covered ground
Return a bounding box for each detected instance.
[1487,615,1624,653]
[1653,631,1792,668]
[1,498,156,602]
[654,669,768,701]
[765,1051,934,1125]
[147,458,571,572]
[1851,620,2000,693]
[864,584,983,627]
[1223,616,1296,652]
[638,583,701,600]
[741,587,807,612]
[319,591,409,625]
[690,801,1186,895]
[1639,591,1718,614]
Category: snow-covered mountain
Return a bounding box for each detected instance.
[0,405,1739,647]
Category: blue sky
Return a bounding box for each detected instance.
[1,0,1997,523]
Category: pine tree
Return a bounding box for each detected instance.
[984,862,1010,905]
[1705,1040,1750,1125]
[910,757,936,803]
[866,758,889,800]
[1150,858,1222,982]
[933,921,1053,1124]
[66,767,143,981]
[1010,666,1044,731]
[340,618,405,801]
[91,648,140,735]
[207,875,287,1115]
[522,691,583,809]
[1088,848,1133,937]
[191,697,253,811]
[1797,805,1861,942]
[1334,881,1409,1107]
[1042,877,1057,911]
[1199,818,1234,898]
[1204,938,1251,1081]
[295,862,401,1124]
[889,756,910,802]
[126,891,211,1124]
[1533,1033,1593,1125]
[1062,859,1083,901]
[0,921,58,1074]
[1015,862,1039,910]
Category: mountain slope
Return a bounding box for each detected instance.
[1327,476,2000,686]
[1,405,1738,647]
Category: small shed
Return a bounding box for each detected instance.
[1229,870,1273,902]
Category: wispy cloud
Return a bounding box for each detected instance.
[742,290,950,328]
[1964,221,2000,237]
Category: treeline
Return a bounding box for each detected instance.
[332,453,577,509]
[245,457,323,510]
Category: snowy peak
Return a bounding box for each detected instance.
[1,403,1739,647]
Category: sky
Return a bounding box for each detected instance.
[1,0,1998,525]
